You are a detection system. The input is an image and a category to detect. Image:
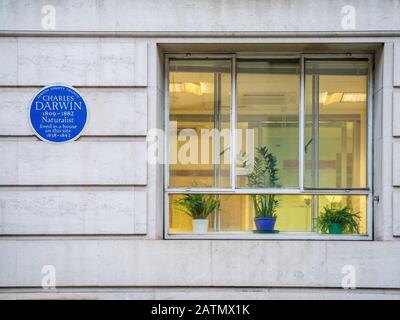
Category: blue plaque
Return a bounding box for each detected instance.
[29,85,88,143]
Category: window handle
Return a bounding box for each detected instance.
[305,138,313,153]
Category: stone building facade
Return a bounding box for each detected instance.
[1,0,400,299]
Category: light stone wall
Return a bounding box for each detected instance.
[1,0,400,32]
[0,0,400,299]
[1,287,400,300]
[0,88,148,136]
[1,240,400,288]
[0,38,148,86]
[393,43,400,236]
[0,189,147,234]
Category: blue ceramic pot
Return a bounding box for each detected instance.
[255,217,277,231]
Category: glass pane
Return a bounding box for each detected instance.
[169,194,312,233]
[304,60,368,189]
[317,194,367,235]
[168,59,231,188]
[236,60,300,189]
[169,193,367,235]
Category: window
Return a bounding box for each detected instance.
[165,54,372,239]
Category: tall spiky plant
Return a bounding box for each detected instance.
[246,147,279,218]
[174,193,220,220]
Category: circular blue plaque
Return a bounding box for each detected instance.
[29,85,88,143]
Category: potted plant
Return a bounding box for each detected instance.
[246,147,280,232]
[318,201,361,234]
[174,193,220,234]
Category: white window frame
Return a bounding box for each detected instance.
[164,53,373,240]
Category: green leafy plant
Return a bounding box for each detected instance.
[246,147,279,218]
[174,194,220,220]
[318,201,361,234]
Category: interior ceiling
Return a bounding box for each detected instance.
[170,72,367,116]
[166,42,374,118]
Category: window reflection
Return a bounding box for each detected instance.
[236,60,300,188]
[304,60,368,189]
[169,59,232,188]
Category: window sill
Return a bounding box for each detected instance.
[165,232,372,241]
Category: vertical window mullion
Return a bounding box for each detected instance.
[213,71,220,188]
[367,55,374,236]
[367,56,373,192]
[230,56,237,191]
[299,55,305,192]
[164,55,170,190]
[312,74,320,188]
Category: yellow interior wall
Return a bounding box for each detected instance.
[169,194,367,234]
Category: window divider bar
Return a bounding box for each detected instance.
[299,55,305,192]
[367,55,374,237]
[164,55,170,190]
[367,55,373,191]
[230,55,237,191]
[163,56,170,238]
[165,188,370,195]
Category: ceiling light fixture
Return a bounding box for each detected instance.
[341,93,367,102]
[319,91,328,104]
[323,92,343,105]
[169,82,205,95]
